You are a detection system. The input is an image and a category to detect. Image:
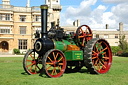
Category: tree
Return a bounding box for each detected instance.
[119,35,128,52]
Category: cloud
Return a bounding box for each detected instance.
[111,3,128,23]
[60,0,128,30]
[102,0,128,3]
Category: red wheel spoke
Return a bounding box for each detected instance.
[48,57,53,62]
[102,57,109,59]
[58,66,61,71]
[54,69,57,75]
[47,66,52,71]
[96,63,99,71]
[85,27,88,34]
[46,62,53,65]
[30,54,35,60]
[94,59,98,66]
[92,50,97,54]
[53,52,56,61]
[86,34,92,37]
[59,63,63,65]
[55,53,59,60]
[27,60,32,62]
[95,44,99,52]
[101,59,105,64]
[30,65,33,72]
[80,28,84,35]
[92,57,97,59]
[97,42,102,52]
[99,61,106,68]
[58,57,63,62]
[100,47,107,53]
[102,52,106,55]
[27,63,34,68]
[51,67,55,75]
[78,36,84,38]
[82,38,85,46]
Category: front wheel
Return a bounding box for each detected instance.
[23,49,42,75]
[42,49,66,78]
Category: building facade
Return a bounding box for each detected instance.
[0,0,127,54]
[0,0,61,54]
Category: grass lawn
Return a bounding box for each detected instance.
[0,56,128,85]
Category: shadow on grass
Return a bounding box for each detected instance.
[65,69,88,74]
[21,72,29,75]
[21,68,90,78]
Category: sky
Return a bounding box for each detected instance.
[0,0,128,30]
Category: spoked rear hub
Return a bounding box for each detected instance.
[84,38,112,74]
[42,49,66,78]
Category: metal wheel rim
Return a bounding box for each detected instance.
[44,50,66,78]
[25,50,42,74]
[92,40,112,73]
[76,25,93,47]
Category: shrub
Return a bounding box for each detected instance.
[111,46,121,55]
[117,51,123,56]
[13,48,20,54]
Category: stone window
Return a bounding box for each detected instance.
[36,15,41,22]
[5,14,10,20]
[96,34,99,38]
[19,40,27,49]
[20,15,26,22]
[0,14,10,21]
[20,26,26,34]
[115,34,118,38]
[104,34,109,38]
[0,27,10,34]
[0,14,2,20]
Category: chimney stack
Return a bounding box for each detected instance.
[106,24,109,29]
[119,22,123,31]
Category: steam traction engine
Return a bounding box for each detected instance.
[23,5,112,78]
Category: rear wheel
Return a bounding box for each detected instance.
[42,49,66,78]
[84,38,112,74]
[23,49,42,75]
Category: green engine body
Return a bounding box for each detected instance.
[52,39,83,61]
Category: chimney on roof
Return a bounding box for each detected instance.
[119,22,123,31]
[106,24,109,29]
[73,19,80,27]
[26,0,30,7]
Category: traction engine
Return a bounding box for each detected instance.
[23,5,112,78]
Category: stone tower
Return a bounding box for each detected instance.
[45,0,62,29]
[2,0,10,5]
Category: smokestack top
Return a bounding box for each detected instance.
[40,5,48,39]
[40,5,48,9]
